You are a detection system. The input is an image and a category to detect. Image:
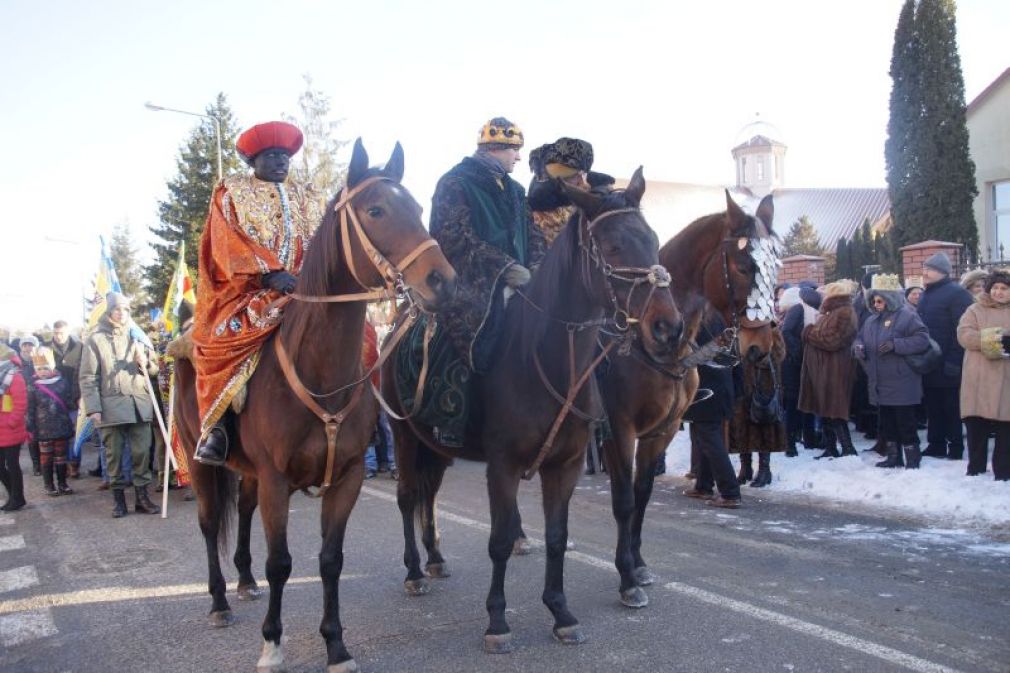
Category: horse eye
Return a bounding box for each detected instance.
[367,206,383,218]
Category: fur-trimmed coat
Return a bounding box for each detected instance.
[798,294,858,420]
[957,292,1010,421]
[855,290,930,407]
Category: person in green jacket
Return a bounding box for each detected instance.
[79,293,161,518]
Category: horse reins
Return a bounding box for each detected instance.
[520,206,671,481]
[273,175,440,497]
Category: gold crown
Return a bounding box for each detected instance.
[30,347,55,371]
[478,118,524,147]
[870,273,902,291]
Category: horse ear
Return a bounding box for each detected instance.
[755,194,774,232]
[624,166,646,207]
[384,142,405,182]
[558,178,602,217]
[347,138,369,188]
[725,189,748,234]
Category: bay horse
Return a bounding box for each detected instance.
[173,139,457,673]
[382,169,683,651]
[598,190,777,608]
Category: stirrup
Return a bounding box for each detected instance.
[194,426,229,466]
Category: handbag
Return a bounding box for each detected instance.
[749,361,784,425]
[903,337,942,375]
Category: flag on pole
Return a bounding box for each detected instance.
[162,242,197,337]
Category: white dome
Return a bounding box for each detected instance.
[734,115,785,148]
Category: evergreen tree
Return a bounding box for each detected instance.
[885,0,919,250]
[834,238,851,281]
[783,216,824,257]
[283,74,349,197]
[144,93,243,306]
[110,222,145,303]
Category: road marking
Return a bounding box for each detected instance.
[0,535,26,552]
[0,517,14,526]
[663,582,965,673]
[0,566,39,594]
[0,607,58,647]
[361,484,969,673]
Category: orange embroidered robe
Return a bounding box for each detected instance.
[192,174,324,436]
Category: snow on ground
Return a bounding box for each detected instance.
[663,425,1010,529]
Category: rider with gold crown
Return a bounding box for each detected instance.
[192,121,325,465]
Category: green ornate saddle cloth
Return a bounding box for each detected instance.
[394,314,472,447]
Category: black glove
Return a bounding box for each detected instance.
[262,271,297,294]
[878,340,895,354]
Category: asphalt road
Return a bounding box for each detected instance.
[1,456,1007,673]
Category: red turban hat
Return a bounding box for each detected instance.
[236,121,304,164]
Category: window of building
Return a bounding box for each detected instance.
[757,159,764,181]
[994,181,1010,257]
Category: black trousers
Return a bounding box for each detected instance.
[0,445,24,503]
[964,416,1010,480]
[923,387,964,454]
[878,405,919,446]
[689,421,740,499]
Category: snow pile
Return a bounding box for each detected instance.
[664,428,1010,528]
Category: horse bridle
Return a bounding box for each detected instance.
[273,175,440,497]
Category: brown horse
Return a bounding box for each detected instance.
[174,139,457,673]
[382,169,683,652]
[597,191,777,608]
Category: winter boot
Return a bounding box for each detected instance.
[875,442,903,468]
[836,421,858,457]
[785,439,798,458]
[750,452,772,488]
[134,485,161,515]
[921,444,948,459]
[41,457,59,497]
[112,489,128,518]
[902,444,922,470]
[737,452,753,486]
[802,427,821,450]
[56,464,74,495]
[194,422,229,466]
[815,425,840,460]
[1,471,25,511]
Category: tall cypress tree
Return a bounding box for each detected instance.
[834,238,851,281]
[885,0,919,250]
[144,93,243,306]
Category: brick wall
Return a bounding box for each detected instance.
[780,255,825,285]
[899,240,963,282]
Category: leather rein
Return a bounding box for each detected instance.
[272,175,439,497]
[520,206,672,480]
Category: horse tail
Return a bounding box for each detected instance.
[196,464,238,556]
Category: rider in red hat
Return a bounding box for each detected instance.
[192,121,325,465]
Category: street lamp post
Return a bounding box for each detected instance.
[145,102,223,182]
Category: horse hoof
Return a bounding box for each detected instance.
[633,566,656,586]
[484,632,513,654]
[425,563,451,579]
[327,659,358,673]
[552,624,587,645]
[208,610,234,628]
[256,639,285,672]
[620,586,649,609]
[512,537,533,556]
[404,578,430,596]
[238,584,263,601]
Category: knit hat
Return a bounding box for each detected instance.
[236,121,304,165]
[923,252,952,276]
[542,137,594,179]
[984,268,1010,293]
[477,117,524,150]
[19,335,39,348]
[105,292,131,311]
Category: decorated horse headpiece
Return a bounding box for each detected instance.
[742,235,785,323]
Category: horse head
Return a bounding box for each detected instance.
[700,191,780,359]
[314,138,456,311]
[559,167,683,364]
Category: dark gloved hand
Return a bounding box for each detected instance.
[878,340,895,354]
[262,271,297,294]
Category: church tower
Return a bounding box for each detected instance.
[732,116,787,198]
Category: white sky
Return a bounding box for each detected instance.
[1,0,1007,332]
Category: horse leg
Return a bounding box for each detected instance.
[602,427,646,608]
[417,451,451,579]
[318,466,363,673]
[394,431,429,595]
[511,502,532,556]
[256,473,293,673]
[235,476,262,601]
[484,462,521,654]
[539,460,586,645]
[192,462,235,628]
[629,434,670,588]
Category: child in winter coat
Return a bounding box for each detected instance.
[27,348,76,496]
[0,344,29,511]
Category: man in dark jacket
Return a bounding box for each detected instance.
[916,253,973,459]
[682,311,741,508]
